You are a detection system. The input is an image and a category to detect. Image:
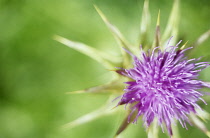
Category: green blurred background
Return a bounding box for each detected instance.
[0,0,210,138]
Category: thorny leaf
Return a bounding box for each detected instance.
[162,0,179,46]
[152,10,161,49]
[61,96,118,130]
[147,118,159,138]
[54,35,120,69]
[115,115,131,137]
[196,109,210,123]
[94,5,132,68]
[115,110,137,137]
[193,29,210,47]
[139,0,151,48]
[189,113,210,137]
[188,30,210,56]
[171,124,181,138]
[66,78,126,94]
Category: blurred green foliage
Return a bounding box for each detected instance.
[0,0,210,138]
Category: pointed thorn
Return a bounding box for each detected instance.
[115,113,133,136]
[180,40,189,50]
[157,10,160,26]
[139,0,151,47]
[153,10,161,48]
[94,5,108,25]
[194,29,210,47]
[111,106,117,110]
[206,131,210,137]
[53,35,64,43]
[66,90,85,94]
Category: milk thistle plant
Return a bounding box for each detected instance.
[55,0,210,137]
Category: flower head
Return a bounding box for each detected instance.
[117,42,210,136]
[55,0,210,137]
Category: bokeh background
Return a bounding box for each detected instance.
[0,0,210,138]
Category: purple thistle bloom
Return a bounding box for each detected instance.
[117,41,210,136]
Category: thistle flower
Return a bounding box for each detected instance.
[54,0,210,137]
[116,43,210,137]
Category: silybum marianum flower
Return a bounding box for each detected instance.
[117,44,210,137]
[55,0,210,137]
